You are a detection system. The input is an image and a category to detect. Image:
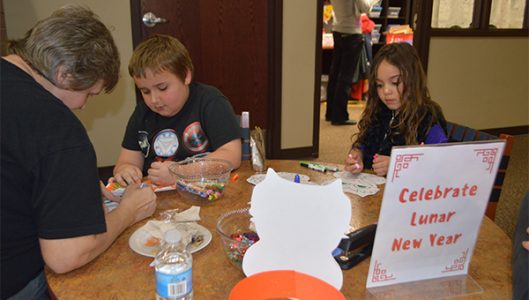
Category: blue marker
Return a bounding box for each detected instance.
[294,174,300,183]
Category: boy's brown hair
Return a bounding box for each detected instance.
[129,34,194,82]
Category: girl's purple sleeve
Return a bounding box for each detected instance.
[425,123,448,144]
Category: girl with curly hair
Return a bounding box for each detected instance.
[345,42,448,176]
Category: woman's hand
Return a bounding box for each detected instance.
[147,161,175,186]
[372,154,390,176]
[100,180,120,202]
[120,183,158,224]
[344,148,363,174]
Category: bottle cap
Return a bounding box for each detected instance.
[241,111,250,128]
[164,229,182,244]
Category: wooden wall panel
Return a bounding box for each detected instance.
[135,0,270,129]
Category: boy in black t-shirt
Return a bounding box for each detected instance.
[113,35,241,187]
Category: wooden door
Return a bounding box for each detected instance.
[130,0,284,157]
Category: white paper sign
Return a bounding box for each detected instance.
[366,140,505,288]
[243,168,351,290]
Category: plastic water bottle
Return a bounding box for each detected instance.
[155,229,193,300]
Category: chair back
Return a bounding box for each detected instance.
[445,121,514,220]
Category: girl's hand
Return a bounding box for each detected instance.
[372,154,390,176]
[344,149,363,174]
[114,165,143,187]
[147,161,175,186]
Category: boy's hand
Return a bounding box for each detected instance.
[147,161,175,186]
[372,154,390,176]
[114,165,143,187]
[344,149,363,174]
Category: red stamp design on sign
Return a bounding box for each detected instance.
[391,153,424,182]
[442,248,469,273]
[474,148,498,174]
[371,260,396,282]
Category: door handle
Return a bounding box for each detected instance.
[142,12,167,27]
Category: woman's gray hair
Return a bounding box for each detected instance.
[7,5,120,92]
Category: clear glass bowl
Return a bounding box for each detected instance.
[169,158,233,203]
[216,207,259,270]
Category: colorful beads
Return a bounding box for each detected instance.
[230,173,240,182]
[176,180,225,201]
[224,231,260,267]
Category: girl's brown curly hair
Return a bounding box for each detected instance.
[353,43,443,148]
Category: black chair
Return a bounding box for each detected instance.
[445,121,514,220]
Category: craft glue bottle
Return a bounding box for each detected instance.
[155,229,193,300]
[241,111,250,160]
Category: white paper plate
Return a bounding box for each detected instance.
[129,223,212,257]
[333,171,386,185]
[247,172,310,185]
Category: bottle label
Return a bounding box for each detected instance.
[156,268,192,298]
[241,128,250,160]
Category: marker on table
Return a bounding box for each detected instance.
[299,161,326,173]
[323,164,339,172]
[299,161,339,172]
[294,174,300,183]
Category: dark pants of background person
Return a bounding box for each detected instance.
[513,190,528,300]
[364,33,373,63]
[326,32,364,123]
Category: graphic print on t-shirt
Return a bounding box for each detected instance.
[153,129,179,157]
[183,121,208,153]
[138,130,151,158]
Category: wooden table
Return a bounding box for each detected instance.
[46,160,512,299]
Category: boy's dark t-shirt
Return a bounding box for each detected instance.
[0,59,106,298]
[122,81,241,174]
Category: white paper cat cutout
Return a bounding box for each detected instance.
[242,168,351,290]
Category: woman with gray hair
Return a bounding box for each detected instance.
[1,5,157,299]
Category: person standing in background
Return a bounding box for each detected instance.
[361,13,375,63]
[326,0,375,125]
[1,6,157,299]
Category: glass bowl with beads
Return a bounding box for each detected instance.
[169,158,233,204]
[216,207,259,270]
